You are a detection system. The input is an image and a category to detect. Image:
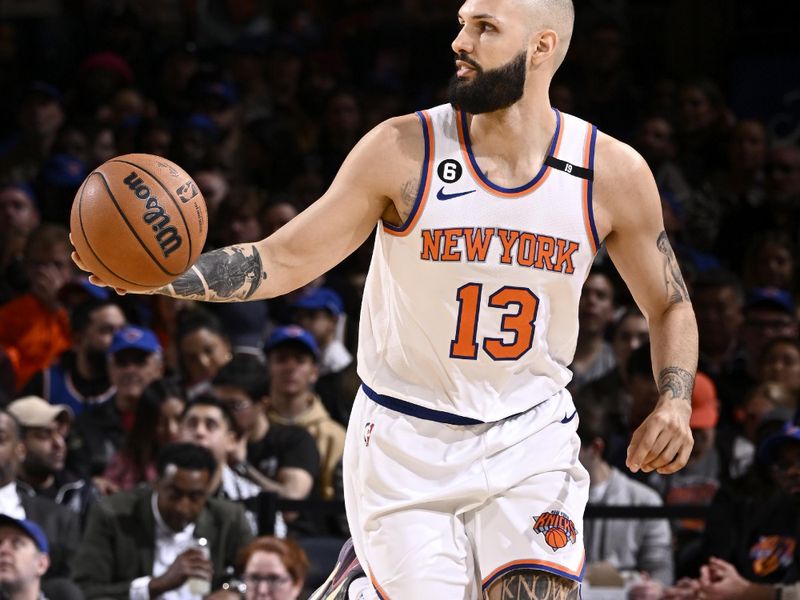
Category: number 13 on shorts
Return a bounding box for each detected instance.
[449,283,540,361]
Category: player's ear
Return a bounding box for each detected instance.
[528,29,558,67]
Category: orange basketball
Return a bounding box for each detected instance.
[70,154,207,292]
[545,528,568,550]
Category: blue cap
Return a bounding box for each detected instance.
[291,287,343,317]
[109,326,162,355]
[40,154,88,188]
[59,276,110,301]
[201,81,239,105]
[745,288,795,315]
[27,80,63,104]
[759,422,800,465]
[0,515,49,553]
[264,325,319,359]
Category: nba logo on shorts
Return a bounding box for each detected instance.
[363,422,375,447]
[531,510,577,552]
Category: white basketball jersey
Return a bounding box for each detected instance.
[357,104,601,423]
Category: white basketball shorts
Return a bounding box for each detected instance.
[342,385,589,599]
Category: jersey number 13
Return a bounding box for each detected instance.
[450,283,540,361]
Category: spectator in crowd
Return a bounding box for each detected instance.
[236,537,309,600]
[0,408,78,578]
[633,116,691,213]
[693,270,745,380]
[759,337,800,401]
[192,168,229,223]
[0,515,50,600]
[212,355,319,501]
[68,326,163,481]
[103,379,186,491]
[264,327,345,502]
[585,307,649,437]
[743,231,796,294]
[570,268,616,390]
[738,289,799,394]
[726,383,796,479]
[260,201,298,237]
[176,312,233,399]
[0,183,39,303]
[178,396,261,503]
[22,296,126,415]
[73,443,253,600]
[577,398,673,588]
[291,287,354,424]
[0,82,65,183]
[669,422,800,597]
[711,118,768,212]
[6,396,98,520]
[0,224,74,390]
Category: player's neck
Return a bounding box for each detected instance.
[467,93,556,163]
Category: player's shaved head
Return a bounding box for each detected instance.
[520,0,574,70]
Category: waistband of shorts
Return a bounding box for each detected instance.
[361,383,486,426]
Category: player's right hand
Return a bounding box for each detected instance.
[69,233,130,295]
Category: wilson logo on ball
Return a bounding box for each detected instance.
[123,171,183,258]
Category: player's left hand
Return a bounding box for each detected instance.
[626,400,692,474]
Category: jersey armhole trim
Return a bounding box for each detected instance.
[582,123,600,254]
[481,554,586,589]
[381,110,434,237]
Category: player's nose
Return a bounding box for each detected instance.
[451,27,473,56]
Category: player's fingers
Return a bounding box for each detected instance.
[642,437,682,472]
[638,431,673,472]
[71,250,89,272]
[626,422,660,473]
[86,274,108,288]
[656,438,693,475]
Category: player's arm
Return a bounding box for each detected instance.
[74,115,422,301]
[593,133,697,475]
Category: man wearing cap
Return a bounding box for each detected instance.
[0,515,50,600]
[292,287,354,424]
[23,297,126,416]
[0,408,78,579]
[68,325,164,481]
[264,326,345,501]
[7,396,100,521]
[667,423,800,598]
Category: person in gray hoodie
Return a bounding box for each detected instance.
[577,396,674,589]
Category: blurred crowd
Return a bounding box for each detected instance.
[0,1,798,599]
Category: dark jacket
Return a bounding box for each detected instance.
[19,486,80,578]
[72,486,254,600]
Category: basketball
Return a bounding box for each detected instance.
[70,154,207,292]
[545,529,568,550]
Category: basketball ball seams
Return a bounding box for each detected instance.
[78,173,150,288]
[95,170,183,277]
[108,158,194,271]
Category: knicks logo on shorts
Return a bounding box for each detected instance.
[749,535,796,577]
[532,510,577,552]
[363,422,375,447]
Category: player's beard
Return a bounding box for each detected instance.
[448,51,528,114]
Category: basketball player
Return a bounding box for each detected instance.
[73,0,697,597]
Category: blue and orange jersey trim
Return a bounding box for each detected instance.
[582,123,600,254]
[369,569,391,600]
[482,553,586,589]
[457,108,563,198]
[382,110,434,237]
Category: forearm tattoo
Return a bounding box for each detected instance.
[486,571,580,600]
[656,231,690,304]
[658,366,695,404]
[157,244,267,302]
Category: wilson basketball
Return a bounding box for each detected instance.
[545,529,568,550]
[70,154,207,292]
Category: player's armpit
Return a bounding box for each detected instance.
[485,570,579,600]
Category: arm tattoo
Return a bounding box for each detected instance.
[397,178,419,222]
[656,231,690,304]
[656,231,689,304]
[658,366,694,404]
[486,571,579,600]
[157,244,267,302]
